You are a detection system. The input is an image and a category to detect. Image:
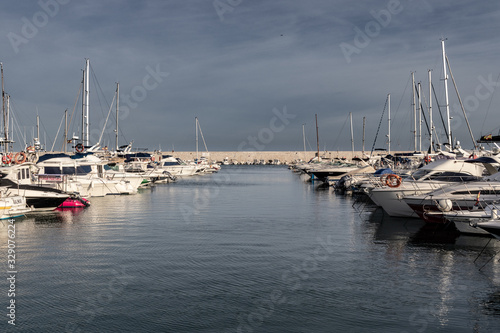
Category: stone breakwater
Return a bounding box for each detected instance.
[163,151,409,164]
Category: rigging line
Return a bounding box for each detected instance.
[305,123,314,151]
[370,96,388,158]
[331,114,349,150]
[38,116,54,151]
[89,63,111,118]
[481,72,500,135]
[98,94,116,145]
[446,55,477,149]
[50,112,65,152]
[414,84,431,136]
[89,63,114,145]
[302,124,314,152]
[306,136,314,152]
[420,83,441,148]
[432,83,448,141]
[197,119,209,153]
[389,75,410,150]
[7,100,27,149]
[89,64,129,145]
[390,74,410,126]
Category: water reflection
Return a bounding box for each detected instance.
[359,196,500,330]
[483,290,500,316]
[22,208,87,225]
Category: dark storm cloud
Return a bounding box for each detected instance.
[0,0,499,152]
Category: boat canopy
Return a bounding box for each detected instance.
[37,153,71,163]
[374,168,393,175]
[124,153,151,162]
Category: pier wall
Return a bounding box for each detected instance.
[167,151,410,164]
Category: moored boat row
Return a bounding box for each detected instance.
[0,147,221,219]
[291,152,500,240]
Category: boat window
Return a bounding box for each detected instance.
[426,172,479,182]
[44,166,61,174]
[52,165,92,175]
[17,171,21,180]
[452,190,500,195]
[409,169,431,180]
[163,162,179,166]
[76,165,92,175]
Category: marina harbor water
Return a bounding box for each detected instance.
[2,165,500,332]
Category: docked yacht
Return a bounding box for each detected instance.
[307,161,360,183]
[404,171,500,223]
[121,153,176,184]
[157,155,197,176]
[0,163,69,210]
[36,153,139,196]
[368,158,486,217]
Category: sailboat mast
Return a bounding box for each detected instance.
[36,114,40,142]
[428,70,433,153]
[64,109,68,153]
[315,114,320,160]
[412,72,416,151]
[1,63,6,153]
[350,112,354,156]
[82,58,90,147]
[418,82,422,151]
[6,95,10,152]
[441,39,452,146]
[387,94,391,154]
[195,117,199,161]
[302,123,306,161]
[362,116,366,156]
[115,82,119,152]
[446,56,477,150]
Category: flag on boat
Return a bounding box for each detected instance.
[477,134,500,142]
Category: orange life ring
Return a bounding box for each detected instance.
[75,143,84,153]
[14,152,26,164]
[468,154,478,159]
[2,154,11,164]
[151,156,155,162]
[424,156,431,163]
[386,174,402,188]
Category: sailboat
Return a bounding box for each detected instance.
[40,59,143,196]
[0,63,71,210]
[367,40,485,218]
[193,117,220,173]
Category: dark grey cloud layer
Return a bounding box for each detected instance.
[0,0,499,152]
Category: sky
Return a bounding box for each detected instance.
[0,0,499,152]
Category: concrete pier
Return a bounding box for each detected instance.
[162,151,411,164]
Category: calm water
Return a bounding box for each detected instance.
[2,165,500,332]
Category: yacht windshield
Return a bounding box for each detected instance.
[409,169,432,180]
[409,169,478,182]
